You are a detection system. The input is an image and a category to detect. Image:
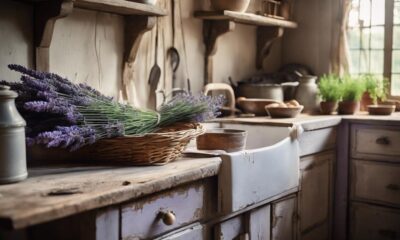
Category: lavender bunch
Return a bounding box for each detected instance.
[4,65,224,151]
[158,93,225,127]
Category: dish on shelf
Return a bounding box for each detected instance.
[367,105,396,115]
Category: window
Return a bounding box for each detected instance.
[347,0,400,96]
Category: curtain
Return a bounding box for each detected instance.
[331,0,352,76]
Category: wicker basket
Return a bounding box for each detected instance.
[28,122,205,166]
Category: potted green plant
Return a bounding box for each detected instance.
[318,74,342,114]
[361,74,389,110]
[338,75,365,114]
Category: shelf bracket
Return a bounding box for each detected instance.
[203,20,235,84]
[35,0,74,71]
[121,16,156,101]
[256,26,284,69]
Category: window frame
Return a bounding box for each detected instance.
[347,0,400,99]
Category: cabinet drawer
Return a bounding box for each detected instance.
[121,179,215,240]
[299,127,336,156]
[351,160,400,207]
[350,202,400,240]
[351,125,400,161]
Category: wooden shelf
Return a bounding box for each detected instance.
[74,0,166,16]
[194,10,297,28]
[17,0,166,16]
[195,10,298,84]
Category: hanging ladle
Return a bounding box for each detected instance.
[167,0,180,92]
[148,18,161,110]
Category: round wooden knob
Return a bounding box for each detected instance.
[161,211,176,226]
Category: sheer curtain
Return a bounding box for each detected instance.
[331,0,352,76]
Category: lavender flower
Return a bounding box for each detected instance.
[34,126,97,151]
[158,92,225,126]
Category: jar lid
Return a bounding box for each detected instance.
[0,85,18,99]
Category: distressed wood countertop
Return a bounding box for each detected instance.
[212,113,400,130]
[212,114,342,131]
[0,157,221,229]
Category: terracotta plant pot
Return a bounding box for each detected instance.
[210,0,251,12]
[338,101,360,115]
[360,92,373,111]
[320,101,338,115]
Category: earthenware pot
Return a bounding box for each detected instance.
[210,0,251,12]
[320,101,338,115]
[338,100,360,115]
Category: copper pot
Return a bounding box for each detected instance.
[210,0,250,12]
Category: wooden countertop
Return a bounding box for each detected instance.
[212,112,400,130]
[212,114,342,131]
[0,157,221,229]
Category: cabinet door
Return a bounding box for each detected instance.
[248,205,271,240]
[155,224,204,240]
[299,151,334,234]
[272,195,298,240]
[214,214,246,240]
[350,202,400,240]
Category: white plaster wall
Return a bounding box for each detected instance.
[282,0,340,75]
[0,0,282,108]
[50,9,124,100]
[0,0,33,82]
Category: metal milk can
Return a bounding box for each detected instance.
[0,85,27,184]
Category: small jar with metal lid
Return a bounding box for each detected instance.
[0,85,27,184]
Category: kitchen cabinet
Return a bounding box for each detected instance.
[215,196,297,240]
[298,151,334,240]
[271,195,298,240]
[347,124,400,240]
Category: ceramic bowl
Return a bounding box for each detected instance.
[265,105,304,118]
[367,105,395,115]
[196,129,247,152]
[236,97,280,116]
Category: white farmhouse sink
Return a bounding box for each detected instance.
[217,123,301,214]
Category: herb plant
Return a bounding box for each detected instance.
[361,74,388,104]
[318,74,342,102]
[2,65,224,151]
[340,75,365,101]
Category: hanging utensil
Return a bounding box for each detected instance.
[167,0,180,93]
[178,0,191,92]
[148,19,161,110]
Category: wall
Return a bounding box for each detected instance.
[0,0,283,108]
[281,0,340,76]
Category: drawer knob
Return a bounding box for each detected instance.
[376,137,390,145]
[160,211,176,226]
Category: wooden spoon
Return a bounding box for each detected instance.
[148,19,161,110]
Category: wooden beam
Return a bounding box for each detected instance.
[34,0,73,71]
[256,26,284,69]
[121,16,156,101]
[203,20,235,84]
